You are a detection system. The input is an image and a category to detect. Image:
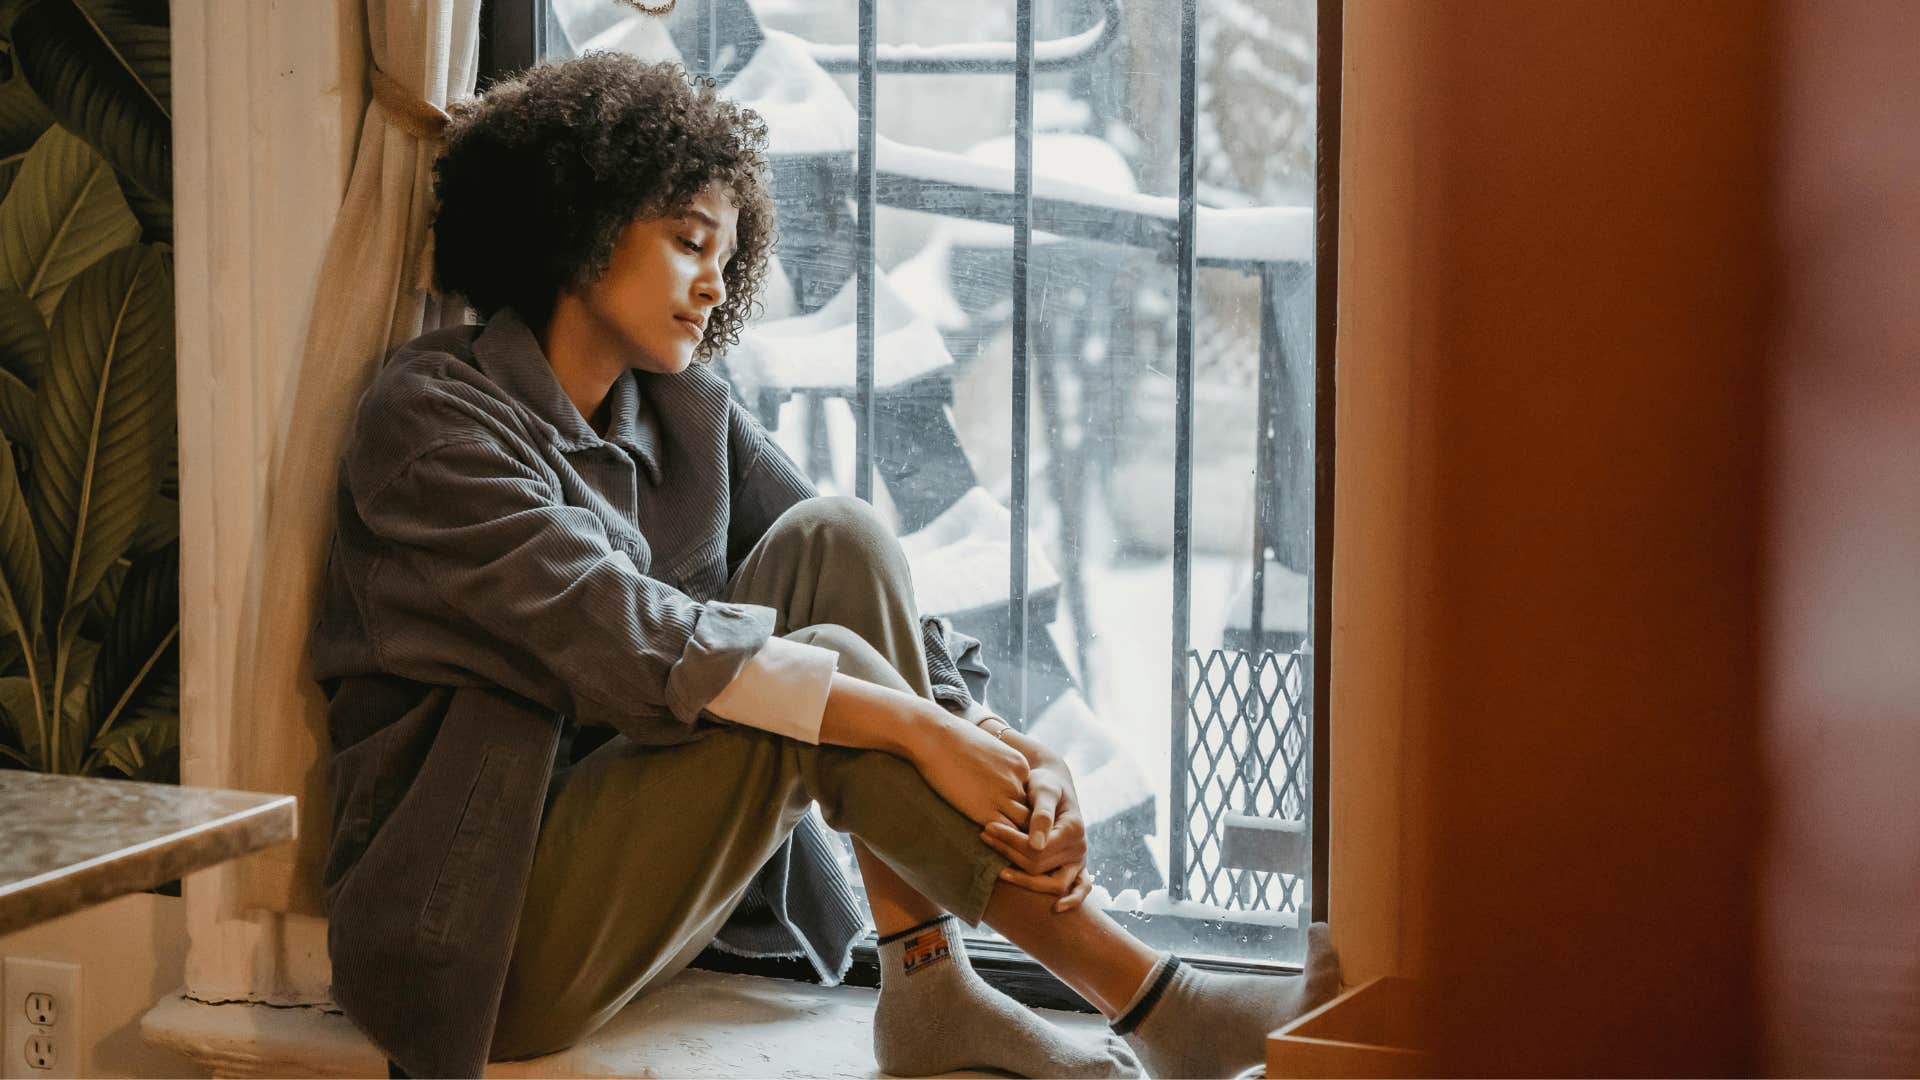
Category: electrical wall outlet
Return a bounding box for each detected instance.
[2,958,80,1080]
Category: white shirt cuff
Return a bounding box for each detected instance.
[704,635,839,744]
[949,698,996,724]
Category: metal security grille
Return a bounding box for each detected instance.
[1184,647,1311,914]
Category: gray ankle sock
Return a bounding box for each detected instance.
[873,914,1144,1079]
[1110,922,1342,1079]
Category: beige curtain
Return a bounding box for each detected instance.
[233,0,483,914]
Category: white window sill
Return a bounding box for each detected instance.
[144,967,1113,1078]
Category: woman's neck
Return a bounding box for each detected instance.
[537,296,626,436]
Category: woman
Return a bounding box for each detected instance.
[312,53,1338,1079]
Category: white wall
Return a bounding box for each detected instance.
[0,894,207,1078]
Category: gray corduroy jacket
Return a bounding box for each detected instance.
[310,310,989,1078]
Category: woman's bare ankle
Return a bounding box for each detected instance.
[982,878,1163,1018]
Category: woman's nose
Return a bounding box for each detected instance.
[695,263,724,307]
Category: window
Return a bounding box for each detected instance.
[492,0,1334,1002]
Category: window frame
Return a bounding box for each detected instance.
[479,0,1339,1011]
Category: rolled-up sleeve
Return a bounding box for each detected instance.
[358,435,773,733]
[705,635,839,743]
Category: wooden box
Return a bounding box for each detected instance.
[1266,976,1433,1078]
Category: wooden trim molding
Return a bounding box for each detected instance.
[170,0,365,1003]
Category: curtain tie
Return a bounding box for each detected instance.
[371,64,451,142]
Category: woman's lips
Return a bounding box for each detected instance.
[676,316,704,341]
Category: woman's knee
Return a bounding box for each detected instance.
[787,623,910,692]
[769,496,907,571]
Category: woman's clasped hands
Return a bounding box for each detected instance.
[978,725,1095,913]
[905,706,1096,913]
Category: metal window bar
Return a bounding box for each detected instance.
[1168,0,1198,903]
[1311,0,1343,925]
[855,0,876,501]
[1007,0,1035,724]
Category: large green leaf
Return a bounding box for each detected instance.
[0,435,38,646]
[0,368,27,445]
[0,52,54,199]
[89,704,168,778]
[88,691,170,776]
[30,242,168,644]
[83,536,166,742]
[0,42,56,146]
[9,0,167,209]
[126,488,169,552]
[112,163,162,242]
[0,287,46,385]
[0,287,42,446]
[50,626,90,768]
[0,671,37,767]
[76,551,117,634]
[0,157,21,204]
[0,125,136,321]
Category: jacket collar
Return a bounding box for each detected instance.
[472,308,664,484]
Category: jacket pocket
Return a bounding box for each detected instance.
[417,746,509,948]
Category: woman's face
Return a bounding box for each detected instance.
[576,182,739,376]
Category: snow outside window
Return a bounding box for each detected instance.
[544,0,1322,967]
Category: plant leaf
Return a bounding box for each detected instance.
[112,162,162,242]
[76,550,117,633]
[52,626,92,769]
[9,0,168,210]
[0,125,136,321]
[0,670,37,765]
[0,287,47,386]
[0,56,54,200]
[83,536,166,742]
[0,434,37,648]
[90,704,169,778]
[0,367,29,445]
[31,242,168,640]
[0,42,56,152]
[125,487,169,552]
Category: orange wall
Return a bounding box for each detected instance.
[1335,0,1920,1072]
[1336,2,1771,1072]
[1414,5,1770,1072]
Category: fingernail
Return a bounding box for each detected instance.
[1030,833,1045,849]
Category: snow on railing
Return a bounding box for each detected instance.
[807,0,1118,74]
[877,140,1312,264]
[729,30,1311,265]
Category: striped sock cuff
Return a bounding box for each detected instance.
[876,913,954,948]
[1110,953,1182,1036]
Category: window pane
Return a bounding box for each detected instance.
[542,0,1319,966]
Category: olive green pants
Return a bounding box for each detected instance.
[489,497,1010,1060]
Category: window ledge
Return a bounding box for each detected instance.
[143,968,1114,1078]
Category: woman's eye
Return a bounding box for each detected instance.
[681,238,705,254]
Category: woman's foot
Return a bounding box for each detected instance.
[1111,921,1342,1078]
[874,915,1144,1078]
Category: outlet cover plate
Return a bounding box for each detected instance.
[2,958,80,1079]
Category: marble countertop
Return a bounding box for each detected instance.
[0,772,295,935]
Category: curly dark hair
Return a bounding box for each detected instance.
[431,53,774,361]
